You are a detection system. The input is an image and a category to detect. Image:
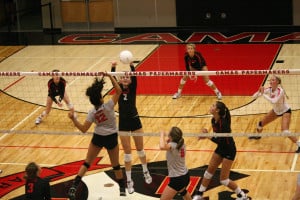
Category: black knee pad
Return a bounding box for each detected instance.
[83,162,90,169]
[179,189,187,196]
[113,164,121,170]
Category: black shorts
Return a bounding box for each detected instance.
[215,145,236,161]
[119,116,142,131]
[168,172,190,191]
[276,108,292,116]
[91,133,118,150]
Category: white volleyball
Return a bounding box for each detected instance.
[119,50,133,64]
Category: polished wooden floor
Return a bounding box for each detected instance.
[0,45,300,199]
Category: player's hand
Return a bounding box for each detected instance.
[259,86,264,94]
[189,75,198,82]
[57,102,63,107]
[68,111,76,120]
[198,128,208,140]
[111,61,117,67]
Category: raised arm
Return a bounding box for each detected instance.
[159,131,171,150]
[107,73,122,105]
[68,112,92,133]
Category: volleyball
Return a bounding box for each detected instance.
[119,50,133,64]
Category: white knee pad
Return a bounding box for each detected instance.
[67,103,74,109]
[220,179,230,186]
[204,170,213,179]
[124,154,132,163]
[282,130,291,135]
[180,78,186,85]
[137,150,146,158]
[206,80,214,87]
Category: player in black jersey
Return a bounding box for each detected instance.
[24,162,51,200]
[173,43,222,100]
[111,61,152,194]
[193,101,249,200]
[35,69,74,125]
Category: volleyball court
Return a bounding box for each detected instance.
[135,44,281,96]
[1,44,300,200]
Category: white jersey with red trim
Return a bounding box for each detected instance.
[262,86,290,115]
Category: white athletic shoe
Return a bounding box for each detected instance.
[127,180,134,194]
[216,91,222,100]
[172,92,181,99]
[143,171,152,184]
[35,116,42,125]
[192,195,204,200]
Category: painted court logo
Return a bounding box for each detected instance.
[1,158,250,200]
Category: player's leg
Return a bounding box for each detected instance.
[68,142,102,198]
[249,109,277,139]
[202,66,222,100]
[160,185,179,200]
[107,143,126,196]
[220,159,248,200]
[281,112,300,152]
[173,75,188,99]
[193,153,222,199]
[133,127,152,184]
[120,135,135,193]
[63,91,74,113]
[35,96,53,124]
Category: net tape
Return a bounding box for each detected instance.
[0,69,296,77]
[1,129,300,137]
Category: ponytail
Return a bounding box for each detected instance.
[216,101,231,129]
[169,127,184,150]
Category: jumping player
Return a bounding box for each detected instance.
[35,69,74,125]
[111,61,152,194]
[173,43,222,100]
[250,75,300,153]
[67,74,126,198]
[193,101,249,200]
[159,127,192,200]
[24,162,51,200]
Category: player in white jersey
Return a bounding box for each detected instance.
[250,75,300,153]
[159,127,191,200]
[67,74,126,199]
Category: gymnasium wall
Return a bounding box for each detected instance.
[38,0,300,30]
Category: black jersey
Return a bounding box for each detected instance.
[25,177,51,200]
[184,51,207,71]
[47,77,66,104]
[210,118,235,148]
[112,65,138,118]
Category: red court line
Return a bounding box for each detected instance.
[0,145,294,154]
[136,44,281,95]
[3,76,25,91]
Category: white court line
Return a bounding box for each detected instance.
[291,153,299,171]
[0,57,105,142]
[151,151,161,162]
[232,168,300,173]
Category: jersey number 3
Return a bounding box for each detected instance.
[27,183,34,193]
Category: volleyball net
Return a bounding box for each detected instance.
[1,69,300,138]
